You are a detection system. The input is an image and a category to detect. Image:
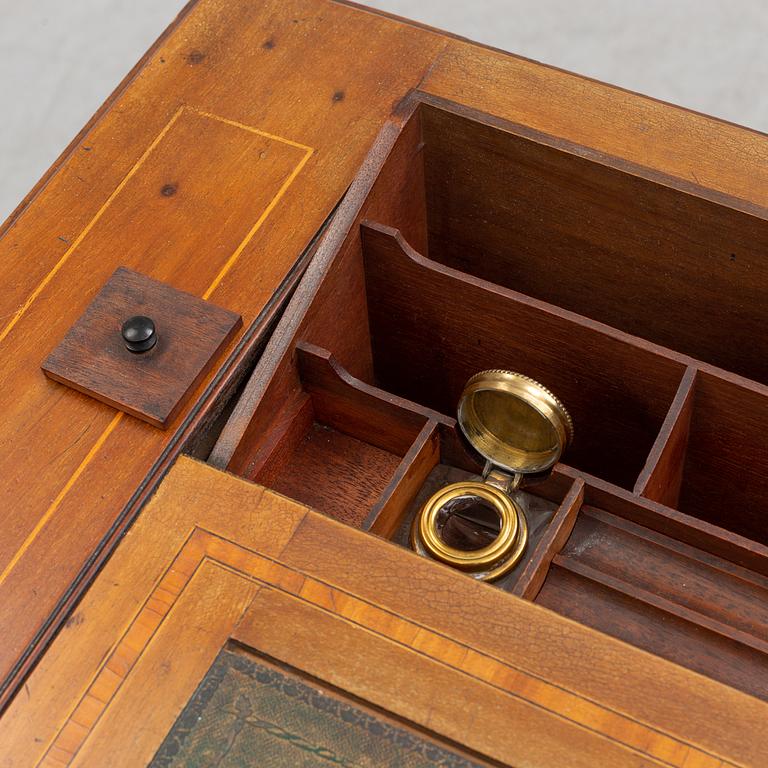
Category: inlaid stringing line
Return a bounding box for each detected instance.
[38,528,736,768]
[0,109,314,587]
[0,105,185,347]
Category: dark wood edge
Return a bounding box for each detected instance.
[243,395,313,482]
[634,366,697,501]
[512,479,585,601]
[361,220,691,371]
[364,420,441,536]
[0,0,202,238]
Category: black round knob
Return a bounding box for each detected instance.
[121,315,157,353]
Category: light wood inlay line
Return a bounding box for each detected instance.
[0,106,185,347]
[0,112,314,589]
[0,413,124,587]
[38,527,736,768]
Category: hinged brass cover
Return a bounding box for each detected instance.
[412,370,573,582]
[458,370,574,478]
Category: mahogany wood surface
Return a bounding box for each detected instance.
[678,372,768,543]
[634,367,697,509]
[361,221,686,490]
[0,0,445,698]
[419,103,768,385]
[41,267,242,427]
[541,506,768,699]
[208,80,768,718]
[512,478,586,601]
[4,0,768,739]
[2,456,766,767]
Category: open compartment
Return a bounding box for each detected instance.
[638,369,768,544]
[361,222,685,491]
[224,336,576,562]
[224,342,445,528]
[532,483,768,701]
[211,94,768,684]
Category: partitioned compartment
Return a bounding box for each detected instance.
[210,93,768,697]
[361,222,686,491]
[224,342,440,528]
[418,101,768,386]
[638,370,768,544]
[533,490,768,701]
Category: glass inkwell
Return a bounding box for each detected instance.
[410,370,573,581]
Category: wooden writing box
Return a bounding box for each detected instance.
[211,94,768,699]
[2,0,768,765]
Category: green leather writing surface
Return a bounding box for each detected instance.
[151,649,485,767]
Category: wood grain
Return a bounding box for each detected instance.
[361,222,685,490]
[274,476,768,767]
[0,0,445,697]
[5,0,768,737]
[539,505,768,699]
[418,101,768,386]
[678,371,768,543]
[42,267,242,428]
[60,563,259,768]
[634,367,697,508]
[420,43,768,212]
[3,456,765,766]
[237,588,668,768]
[512,478,585,600]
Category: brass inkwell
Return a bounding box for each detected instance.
[411,370,573,581]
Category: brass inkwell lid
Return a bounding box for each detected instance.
[459,370,573,480]
[411,370,573,582]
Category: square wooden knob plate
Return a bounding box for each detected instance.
[42,267,242,428]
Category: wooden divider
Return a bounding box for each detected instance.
[676,371,768,544]
[634,367,697,508]
[539,503,768,700]
[296,342,443,454]
[419,102,768,387]
[365,421,441,538]
[361,221,687,491]
[512,479,585,600]
[210,96,768,707]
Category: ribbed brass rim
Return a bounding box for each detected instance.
[458,369,573,476]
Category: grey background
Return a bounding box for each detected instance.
[1,0,767,223]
